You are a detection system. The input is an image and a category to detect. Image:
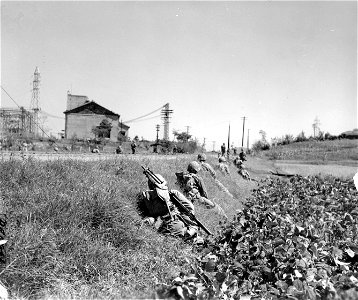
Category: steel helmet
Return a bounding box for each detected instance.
[219,156,226,163]
[197,153,207,162]
[187,161,201,173]
[148,174,168,190]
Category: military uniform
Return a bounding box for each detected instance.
[116,145,123,154]
[197,153,216,179]
[198,154,233,198]
[216,156,230,176]
[176,162,227,218]
[220,144,226,156]
[138,175,197,238]
[239,149,247,162]
[131,141,137,154]
[234,157,251,180]
[217,163,230,175]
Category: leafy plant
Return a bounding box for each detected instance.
[157,175,358,299]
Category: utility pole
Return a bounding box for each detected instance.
[203,137,206,150]
[185,126,190,142]
[247,129,250,150]
[312,117,321,138]
[241,116,247,148]
[161,103,173,141]
[185,126,190,135]
[156,124,160,143]
[212,141,216,152]
[155,124,160,153]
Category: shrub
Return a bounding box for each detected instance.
[252,140,270,152]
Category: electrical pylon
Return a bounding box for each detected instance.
[30,67,41,136]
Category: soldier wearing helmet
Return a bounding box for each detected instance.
[220,143,226,157]
[239,148,247,162]
[217,156,230,176]
[234,157,251,180]
[138,173,198,239]
[175,162,227,218]
[198,153,234,198]
[197,153,216,178]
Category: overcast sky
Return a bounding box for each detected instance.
[1,1,357,149]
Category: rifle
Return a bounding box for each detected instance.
[169,191,212,235]
[142,166,212,235]
[142,166,173,221]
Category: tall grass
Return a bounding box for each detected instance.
[1,154,254,299]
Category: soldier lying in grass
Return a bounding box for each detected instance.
[216,156,230,176]
[197,153,216,179]
[197,153,234,198]
[234,156,252,180]
[137,173,198,239]
[175,161,227,219]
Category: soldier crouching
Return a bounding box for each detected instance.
[137,174,198,239]
[176,161,228,218]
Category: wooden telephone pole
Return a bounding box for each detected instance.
[241,117,247,147]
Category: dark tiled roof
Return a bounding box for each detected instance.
[64,101,119,116]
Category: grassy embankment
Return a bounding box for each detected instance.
[261,139,358,163]
[1,154,255,299]
[256,139,358,178]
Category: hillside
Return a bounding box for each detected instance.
[260,139,358,163]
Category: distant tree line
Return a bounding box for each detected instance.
[252,129,356,152]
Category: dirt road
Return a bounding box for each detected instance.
[2,150,356,179]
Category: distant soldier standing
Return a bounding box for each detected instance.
[220,143,226,157]
[172,144,178,154]
[233,147,237,156]
[131,140,137,154]
[239,148,247,162]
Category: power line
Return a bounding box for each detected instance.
[123,104,166,123]
[126,114,161,124]
[1,85,59,144]
[39,110,64,119]
[1,86,22,108]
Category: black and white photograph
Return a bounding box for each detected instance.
[1,1,357,299]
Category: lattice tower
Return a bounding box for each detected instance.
[30,67,41,136]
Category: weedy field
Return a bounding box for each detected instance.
[0,154,255,299]
[262,139,358,163]
[0,148,357,299]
